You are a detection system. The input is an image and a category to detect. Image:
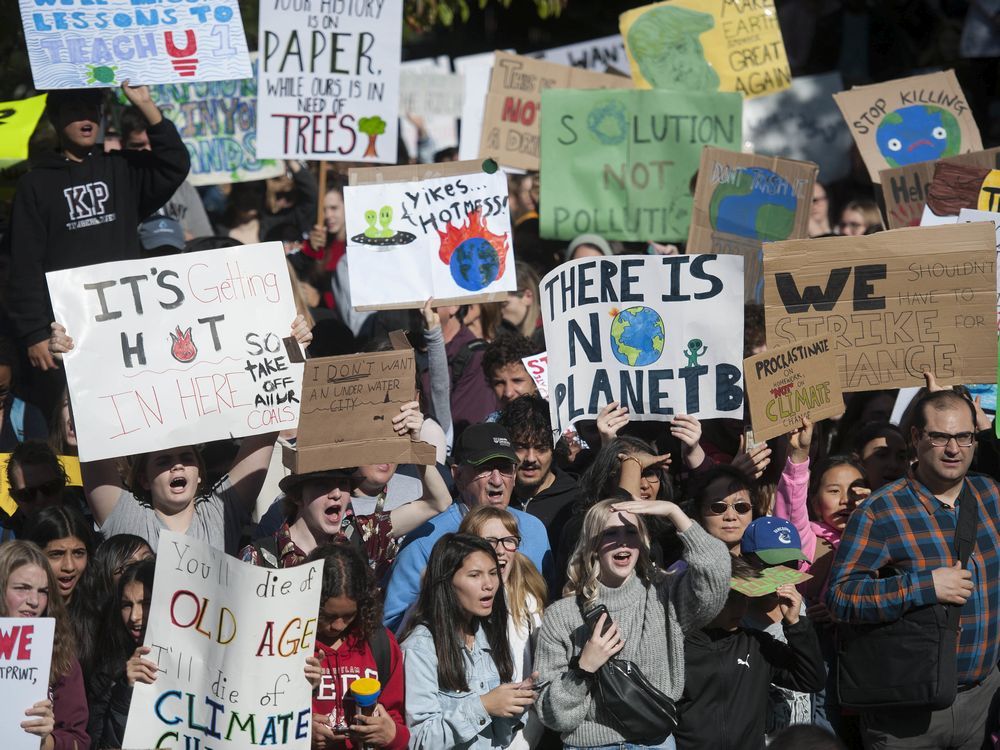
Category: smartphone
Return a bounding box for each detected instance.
[743,425,759,451]
[532,679,552,692]
[583,604,613,637]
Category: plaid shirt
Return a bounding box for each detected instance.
[827,471,1000,685]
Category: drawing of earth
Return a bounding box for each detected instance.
[610,306,664,367]
[450,237,501,291]
[709,167,797,242]
[876,105,961,167]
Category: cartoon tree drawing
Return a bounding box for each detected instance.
[359,116,387,158]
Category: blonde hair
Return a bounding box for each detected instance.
[458,506,547,630]
[564,498,653,609]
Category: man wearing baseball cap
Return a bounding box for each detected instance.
[740,516,811,568]
[382,423,553,630]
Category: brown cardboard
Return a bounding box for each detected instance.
[743,335,845,441]
[763,223,997,391]
[925,163,1000,218]
[688,147,818,302]
[879,147,1000,228]
[283,346,436,473]
[478,51,633,171]
[833,71,982,183]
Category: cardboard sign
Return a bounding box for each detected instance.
[879,147,1000,228]
[921,162,1000,224]
[256,0,402,162]
[123,532,321,750]
[399,69,464,119]
[18,0,250,89]
[131,55,282,186]
[540,89,742,243]
[742,72,853,183]
[0,95,46,170]
[478,52,633,171]
[2,617,54,750]
[344,160,515,310]
[763,223,998,391]
[957,209,1000,330]
[688,147,818,303]
[530,35,629,72]
[834,71,983,183]
[620,0,791,98]
[522,352,549,399]
[46,243,302,462]
[731,566,812,597]
[540,255,745,433]
[743,336,845,441]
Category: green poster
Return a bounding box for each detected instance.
[540,89,743,242]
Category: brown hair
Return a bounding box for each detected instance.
[126,447,207,507]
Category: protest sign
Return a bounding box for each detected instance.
[46,243,302,462]
[479,52,633,171]
[345,160,515,310]
[540,255,745,433]
[256,0,402,162]
[688,147,817,302]
[522,352,549,399]
[0,95,46,170]
[743,335,844,441]
[530,35,629,72]
[540,89,742,243]
[400,69,464,119]
[763,223,998,391]
[400,57,459,158]
[620,0,790,98]
[742,72,852,183]
[18,0,250,89]
[456,50,511,162]
[123,532,321,750]
[834,71,982,183]
[921,163,1000,224]
[2,617,54,750]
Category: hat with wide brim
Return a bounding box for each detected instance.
[278,467,358,495]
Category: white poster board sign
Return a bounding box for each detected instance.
[456,51,503,162]
[345,168,515,309]
[2,617,54,750]
[47,243,302,462]
[399,69,465,119]
[541,255,745,432]
[522,352,549,399]
[256,0,403,162]
[400,57,459,157]
[123,532,322,750]
[530,35,629,72]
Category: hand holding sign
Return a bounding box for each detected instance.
[20,699,54,743]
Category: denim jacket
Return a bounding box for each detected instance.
[401,623,519,749]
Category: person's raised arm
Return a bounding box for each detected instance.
[387,402,453,537]
[617,450,671,498]
[774,417,816,562]
[422,300,453,450]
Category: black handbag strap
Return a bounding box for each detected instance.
[949,482,979,629]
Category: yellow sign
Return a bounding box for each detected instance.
[0,453,81,517]
[620,0,790,99]
[0,94,47,170]
[978,169,1000,212]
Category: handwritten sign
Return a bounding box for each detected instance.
[399,69,464,119]
[957,209,1000,330]
[540,88,742,243]
[123,532,321,750]
[744,336,844,441]
[620,0,790,98]
[834,71,983,183]
[256,0,402,162]
[522,352,549,399]
[731,566,811,597]
[46,243,302,462]
[18,0,250,89]
[540,255,744,433]
[0,95,46,170]
[530,35,629,72]
[688,147,817,302]
[763,223,998,391]
[345,161,515,310]
[2,617,54,750]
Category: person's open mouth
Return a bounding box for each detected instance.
[169,476,188,494]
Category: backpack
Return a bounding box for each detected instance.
[449,338,486,388]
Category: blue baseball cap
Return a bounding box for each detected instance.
[740,516,810,565]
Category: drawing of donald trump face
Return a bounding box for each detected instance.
[627,5,720,92]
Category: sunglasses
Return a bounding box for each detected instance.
[706,500,753,515]
[11,479,64,503]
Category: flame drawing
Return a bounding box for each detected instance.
[437,208,510,292]
[170,326,198,363]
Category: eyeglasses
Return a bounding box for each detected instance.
[472,462,517,480]
[485,535,521,551]
[11,479,64,503]
[921,430,975,448]
[706,500,753,515]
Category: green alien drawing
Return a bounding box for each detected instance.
[363,210,380,238]
[378,205,395,237]
[684,338,708,367]
[352,205,417,247]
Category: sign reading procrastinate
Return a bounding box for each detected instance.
[2,617,54,750]
[123,532,322,750]
[743,336,844,441]
[17,0,251,89]
[763,223,998,391]
[46,243,301,462]
[256,0,402,161]
[540,255,745,433]
[539,89,742,243]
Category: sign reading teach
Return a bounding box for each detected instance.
[763,223,998,390]
[540,89,742,243]
[541,255,744,433]
[46,243,302,462]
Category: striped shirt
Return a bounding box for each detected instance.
[826,471,1000,686]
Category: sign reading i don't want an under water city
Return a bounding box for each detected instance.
[541,255,745,433]
[46,243,302,462]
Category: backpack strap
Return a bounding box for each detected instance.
[368,626,392,686]
[450,338,485,388]
[10,398,25,443]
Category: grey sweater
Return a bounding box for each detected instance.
[534,523,730,747]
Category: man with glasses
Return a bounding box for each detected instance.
[828,390,1000,749]
[1,440,76,540]
[382,423,552,631]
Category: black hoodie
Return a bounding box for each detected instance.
[6,118,189,346]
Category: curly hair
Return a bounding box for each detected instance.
[481,332,539,382]
[497,393,552,449]
[306,540,382,643]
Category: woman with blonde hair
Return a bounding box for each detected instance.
[534,495,729,750]
[1,540,89,749]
